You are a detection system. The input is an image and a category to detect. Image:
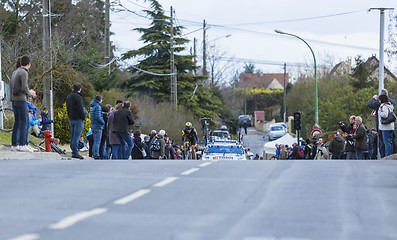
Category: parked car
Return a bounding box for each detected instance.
[238,115,252,127]
[201,143,246,160]
[268,124,287,141]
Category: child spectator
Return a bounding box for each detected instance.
[40,107,53,131]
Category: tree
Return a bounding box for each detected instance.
[350,56,375,91]
[121,0,223,121]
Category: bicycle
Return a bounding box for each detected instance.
[183,142,193,160]
[0,96,14,132]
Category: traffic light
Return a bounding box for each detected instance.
[294,111,301,130]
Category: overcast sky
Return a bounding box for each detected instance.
[110,0,397,81]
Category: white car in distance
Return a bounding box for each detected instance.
[268,123,287,141]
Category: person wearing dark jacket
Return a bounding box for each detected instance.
[353,116,367,160]
[131,130,145,159]
[66,82,87,159]
[328,131,345,159]
[345,134,355,159]
[143,136,151,159]
[339,116,355,133]
[107,102,123,159]
[40,107,53,131]
[99,105,110,159]
[90,95,105,159]
[368,89,397,157]
[310,137,318,159]
[113,101,135,159]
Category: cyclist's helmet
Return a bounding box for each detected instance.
[185,122,192,129]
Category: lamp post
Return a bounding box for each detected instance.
[275,30,318,125]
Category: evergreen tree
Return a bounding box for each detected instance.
[121,0,222,120]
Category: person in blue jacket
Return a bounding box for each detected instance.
[90,95,105,159]
[40,107,53,131]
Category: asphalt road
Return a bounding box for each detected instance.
[242,127,268,158]
[1,159,397,240]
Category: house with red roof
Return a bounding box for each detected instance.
[239,73,289,90]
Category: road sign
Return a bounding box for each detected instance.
[313,122,321,130]
[311,129,322,137]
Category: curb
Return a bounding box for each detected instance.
[0,151,71,160]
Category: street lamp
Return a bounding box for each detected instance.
[275,30,318,125]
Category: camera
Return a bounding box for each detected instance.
[338,121,344,126]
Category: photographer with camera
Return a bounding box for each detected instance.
[338,116,356,134]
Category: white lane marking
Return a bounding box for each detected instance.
[243,237,311,240]
[48,208,107,229]
[180,168,200,175]
[8,234,39,240]
[153,177,178,187]
[198,162,213,167]
[113,189,151,205]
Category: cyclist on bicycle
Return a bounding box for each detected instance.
[181,122,199,159]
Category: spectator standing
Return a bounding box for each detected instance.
[368,89,397,157]
[66,82,87,159]
[253,154,259,160]
[353,116,367,160]
[164,134,175,159]
[243,120,248,135]
[143,136,151,159]
[310,137,318,159]
[107,102,123,159]
[40,107,53,131]
[314,138,329,160]
[328,131,345,159]
[345,134,355,159]
[151,130,166,159]
[303,139,312,159]
[339,116,356,133]
[10,56,32,152]
[131,129,145,159]
[275,144,281,160]
[99,105,110,159]
[113,101,135,159]
[90,95,105,159]
[279,144,287,160]
[86,129,93,157]
[378,94,395,157]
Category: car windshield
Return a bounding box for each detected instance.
[270,126,283,131]
[205,145,244,154]
[239,115,250,120]
[213,131,228,138]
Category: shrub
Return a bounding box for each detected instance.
[54,103,91,143]
[132,96,202,144]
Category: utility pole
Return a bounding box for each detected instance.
[369,8,394,95]
[369,7,394,160]
[170,6,177,108]
[202,19,207,76]
[43,0,54,133]
[283,63,287,123]
[0,38,3,130]
[104,0,111,74]
[193,37,197,75]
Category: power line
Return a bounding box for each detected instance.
[225,9,367,26]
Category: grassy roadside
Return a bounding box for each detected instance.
[0,130,44,147]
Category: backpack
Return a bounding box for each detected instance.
[150,137,161,151]
[297,146,304,158]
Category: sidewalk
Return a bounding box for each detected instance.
[0,145,72,160]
